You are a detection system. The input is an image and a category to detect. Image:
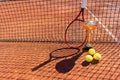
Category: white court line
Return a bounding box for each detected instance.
[85,7,119,43]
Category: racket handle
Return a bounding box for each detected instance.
[87,31,91,44]
[81,0,87,8]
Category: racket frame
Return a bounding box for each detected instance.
[65,8,87,48]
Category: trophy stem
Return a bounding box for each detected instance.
[87,30,91,44]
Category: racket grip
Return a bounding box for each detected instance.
[81,0,87,8]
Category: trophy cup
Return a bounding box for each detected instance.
[83,21,98,50]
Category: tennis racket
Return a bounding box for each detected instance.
[32,48,80,71]
[65,0,88,48]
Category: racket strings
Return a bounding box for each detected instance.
[65,20,86,48]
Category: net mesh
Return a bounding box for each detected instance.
[0,0,119,42]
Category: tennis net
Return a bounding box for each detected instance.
[0,0,119,42]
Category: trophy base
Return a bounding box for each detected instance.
[83,43,92,51]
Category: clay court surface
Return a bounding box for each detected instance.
[0,0,120,80]
[0,42,120,80]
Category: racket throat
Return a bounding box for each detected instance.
[74,9,85,22]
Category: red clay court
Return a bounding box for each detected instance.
[0,0,120,80]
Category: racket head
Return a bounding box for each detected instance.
[50,48,80,58]
[65,20,87,48]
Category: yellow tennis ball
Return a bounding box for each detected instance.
[88,48,95,55]
[93,53,102,60]
[85,55,93,62]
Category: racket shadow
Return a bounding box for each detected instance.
[55,50,85,73]
[31,47,80,72]
[31,59,51,72]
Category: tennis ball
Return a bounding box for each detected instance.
[88,48,95,55]
[93,53,101,60]
[85,55,93,62]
